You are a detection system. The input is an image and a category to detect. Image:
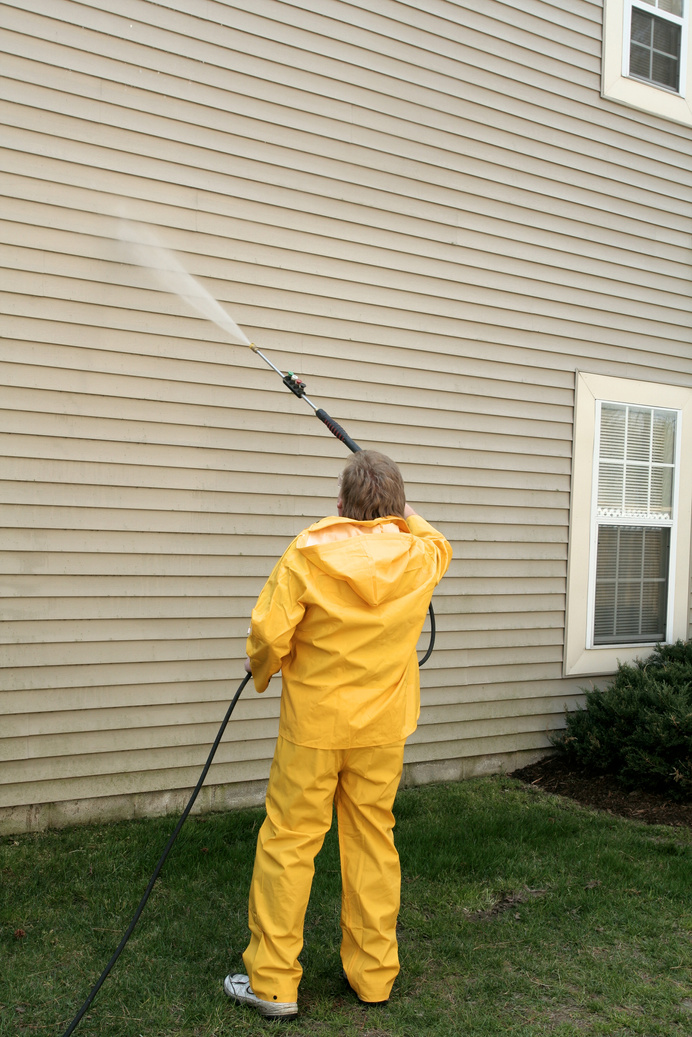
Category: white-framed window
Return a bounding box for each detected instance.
[564,373,692,677]
[602,0,692,126]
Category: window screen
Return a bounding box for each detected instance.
[592,403,676,646]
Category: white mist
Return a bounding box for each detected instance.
[117,220,251,347]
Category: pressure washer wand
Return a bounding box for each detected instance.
[247,340,435,667]
[249,343,361,453]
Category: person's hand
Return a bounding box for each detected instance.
[244,655,252,674]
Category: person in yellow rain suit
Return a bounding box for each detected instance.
[224,449,452,1019]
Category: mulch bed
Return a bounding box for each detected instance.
[510,753,692,831]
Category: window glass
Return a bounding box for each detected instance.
[638,1,684,19]
[630,9,682,90]
[593,403,676,645]
[594,526,670,644]
[597,404,676,521]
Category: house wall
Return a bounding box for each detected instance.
[2,0,691,833]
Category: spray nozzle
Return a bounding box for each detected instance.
[283,372,307,398]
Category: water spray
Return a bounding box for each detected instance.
[118,221,362,453]
[117,219,252,347]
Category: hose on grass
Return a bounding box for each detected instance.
[59,672,252,1037]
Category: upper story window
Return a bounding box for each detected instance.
[602,0,692,126]
[627,0,684,91]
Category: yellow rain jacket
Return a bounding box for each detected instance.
[246,513,452,749]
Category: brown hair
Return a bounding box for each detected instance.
[339,450,406,521]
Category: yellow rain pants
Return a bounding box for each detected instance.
[243,735,406,1005]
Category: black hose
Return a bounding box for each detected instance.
[60,672,252,1037]
[419,602,436,668]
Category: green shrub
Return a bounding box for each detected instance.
[551,640,692,800]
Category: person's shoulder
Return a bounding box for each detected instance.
[405,514,440,533]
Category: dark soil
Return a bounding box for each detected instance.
[510,753,692,831]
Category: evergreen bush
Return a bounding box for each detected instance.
[551,640,692,800]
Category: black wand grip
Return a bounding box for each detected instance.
[315,408,361,453]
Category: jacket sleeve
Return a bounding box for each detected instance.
[245,543,307,694]
[405,514,453,583]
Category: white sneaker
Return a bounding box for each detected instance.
[223,973,298,1019]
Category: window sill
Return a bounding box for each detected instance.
[602,72,692,127]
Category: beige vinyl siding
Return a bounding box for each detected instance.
[1,0,691,831]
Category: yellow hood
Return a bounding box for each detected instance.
[297,516,413,607]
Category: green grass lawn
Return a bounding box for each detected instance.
[2,776,692,1036]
